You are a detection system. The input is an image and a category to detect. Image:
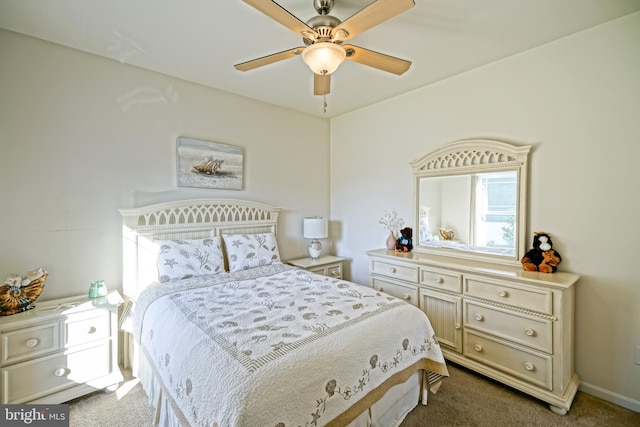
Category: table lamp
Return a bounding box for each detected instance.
[303,217,328,260]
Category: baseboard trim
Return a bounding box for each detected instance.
[579,382,640,413]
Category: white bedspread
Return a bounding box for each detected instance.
[133,264,448,427]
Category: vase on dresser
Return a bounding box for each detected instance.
[386,231,397,250]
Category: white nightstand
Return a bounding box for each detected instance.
[0,291,124,404]
[288,255,346,279]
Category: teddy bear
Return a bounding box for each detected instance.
[395,227,413,252]
[521,232,562,273]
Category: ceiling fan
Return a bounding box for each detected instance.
[235,0,415,97]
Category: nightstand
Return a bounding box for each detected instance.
[0,291,124,404]
[288,255,346,279]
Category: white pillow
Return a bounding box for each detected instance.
[223,233,281,272]
[155,237,224,282]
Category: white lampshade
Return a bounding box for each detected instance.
[303,217,328,239]
[301,43,346,75]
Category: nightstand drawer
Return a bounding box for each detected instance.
[370,277,418,306]
[464,330,552,390]
[65,311,111,348]
[308,263,343,279]
[464,301,552,353]
[326,264,342,279]
[465,277,553,315]
[1,323,61,365]
[1,341,112,404]
[370,259,418,282]
[419,267,462,293]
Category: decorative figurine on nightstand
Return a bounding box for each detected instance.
[395,227,413,252]
[0,267,48,316]
[521,232,562,273]
[89,280,108,298]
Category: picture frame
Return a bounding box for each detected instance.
[177,137,243,190]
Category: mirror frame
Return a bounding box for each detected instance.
[411,138,531,266]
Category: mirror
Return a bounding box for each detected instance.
[411,139,531,265]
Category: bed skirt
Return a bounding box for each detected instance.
[134,340,431,427]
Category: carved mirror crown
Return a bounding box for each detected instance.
[411,139,531,265]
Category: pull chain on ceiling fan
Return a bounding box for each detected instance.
[235,0,415,111]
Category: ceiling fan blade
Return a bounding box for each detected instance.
[314,73,331,96]
[243,0,316,38]
[332,0,415,42]
[234,47,304,72]
[343,44,411,75]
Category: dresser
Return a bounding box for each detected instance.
[288,255,345,279]
[0,291,124,404]
[367,249,580,415]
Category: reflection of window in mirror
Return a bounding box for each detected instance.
[473,171,517,249]
[418,170,518,257]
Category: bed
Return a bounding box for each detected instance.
[119,198,448,426]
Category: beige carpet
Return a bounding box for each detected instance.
[67,363,639,426]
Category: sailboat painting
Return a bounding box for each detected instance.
[177,137,243,190]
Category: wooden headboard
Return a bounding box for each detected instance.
[119,198,281,299]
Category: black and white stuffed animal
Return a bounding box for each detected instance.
[521,232,562,273]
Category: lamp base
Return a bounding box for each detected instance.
[308,239,322,260]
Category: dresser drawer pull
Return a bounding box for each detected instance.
[376,286,383,292]
[330,270,340,277]
[403,294,411,301]
[474,313,484,321]
[25,338,40,348]
[84,326,98,335]
[434,277,444,284]
[524,362,535,372]
[474,344,483,352]
[524,328,535,337]
[498,290,508,298]
[455,323,461,330]
[54,368,68,377]
[389,267,397,273]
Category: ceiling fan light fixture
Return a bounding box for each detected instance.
[302,43,346,75]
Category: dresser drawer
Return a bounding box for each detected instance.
[1,341,112,404]
[464,277,553,315]
[1,323,61,365]
[464,330,552,390]
[65,311,111,348]
[464,301,552,353]
[370,277,418,306]
[419,267,462,293]
[370,259,418,283]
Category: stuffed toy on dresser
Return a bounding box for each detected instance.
[521,232,562,273]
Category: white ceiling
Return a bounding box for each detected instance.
[1,0,639,118]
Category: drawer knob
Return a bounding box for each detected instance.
[474,313,484,321]
[330,270,339,276]
[376,286,383,292]
[498,290,508,298]
[54,368,67,377]
[85,326,97,334]
[403,294,411,301]
[389,267,397,273]
[474,344,483,352]
[525,328,535,337]
[455,323,461,330]
[524,362,535,372]
[434,277,444,284]
[25,338,39,348]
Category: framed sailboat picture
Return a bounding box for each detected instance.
[177,137,243,190]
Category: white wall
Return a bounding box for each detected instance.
[330,13,640,410]
[0,29,330,300]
